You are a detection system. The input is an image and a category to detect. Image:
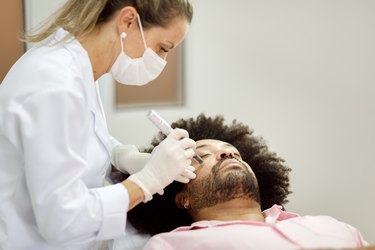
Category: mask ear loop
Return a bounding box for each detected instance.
[136,14,148,50]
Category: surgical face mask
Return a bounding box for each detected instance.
[110,14,167,85]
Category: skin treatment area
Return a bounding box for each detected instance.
[1,0,374,249]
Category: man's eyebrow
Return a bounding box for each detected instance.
[196,143,235,149]
[196,144,208,149]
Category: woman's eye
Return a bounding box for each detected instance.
[161,47,169,53]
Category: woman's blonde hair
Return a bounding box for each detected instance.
[24,0,193,43]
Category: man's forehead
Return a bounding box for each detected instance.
[196,139,235,149]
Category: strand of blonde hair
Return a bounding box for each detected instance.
[24,0,108,43]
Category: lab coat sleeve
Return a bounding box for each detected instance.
[110,136,121,152]
[4,88,128,244]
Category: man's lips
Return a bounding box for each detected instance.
[219,158,244,170]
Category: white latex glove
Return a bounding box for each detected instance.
[128,128,196,202]
[112,144,196,182]
[111,144,151,175]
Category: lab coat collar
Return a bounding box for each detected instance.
[53,28,75,43]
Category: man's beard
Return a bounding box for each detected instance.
[186,157,260,212]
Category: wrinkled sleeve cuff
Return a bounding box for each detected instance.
[96,183,129,240]
[110,136,121,153]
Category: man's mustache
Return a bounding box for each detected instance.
[211,157,248,174]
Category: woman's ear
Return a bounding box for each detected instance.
[117,6,137,33]
[175,191,190,209]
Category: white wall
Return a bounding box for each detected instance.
[26,0,375,243]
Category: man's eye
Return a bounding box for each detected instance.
[234,153,242,159]
[199,154,210,158]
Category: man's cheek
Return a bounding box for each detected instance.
[192,166,211,180]
[191,161,201,168]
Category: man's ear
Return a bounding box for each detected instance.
[117,6,138,33]
[175,191,190,209]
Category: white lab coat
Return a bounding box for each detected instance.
[0,29,129,249]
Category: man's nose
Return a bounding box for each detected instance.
[217,150,235,160]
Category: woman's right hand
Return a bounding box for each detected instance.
[127,128,196,202]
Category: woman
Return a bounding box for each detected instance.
[0,0,196,249]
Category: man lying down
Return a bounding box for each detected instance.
[121,114,369,250]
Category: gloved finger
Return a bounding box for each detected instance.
[184,148,195,159]
[179,138,196,150]
[186,165,195,172]
[175,175,190,183]
[181,168,196,179]
[168,128,189,140]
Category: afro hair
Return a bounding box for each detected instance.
[126,114,292,236]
